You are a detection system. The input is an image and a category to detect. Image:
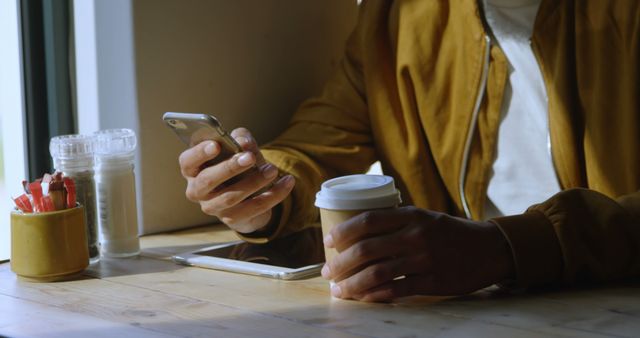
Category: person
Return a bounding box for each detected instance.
[177,0,640,302]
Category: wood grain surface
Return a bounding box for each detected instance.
[1,224,639,338]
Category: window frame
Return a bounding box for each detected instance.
[21,0,75,180]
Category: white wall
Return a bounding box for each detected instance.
[75,0,358,234]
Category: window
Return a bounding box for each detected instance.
[0,0,28,261]
[0,116,7,260]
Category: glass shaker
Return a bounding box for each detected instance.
[94,128,140,257]
[49,134,100,263]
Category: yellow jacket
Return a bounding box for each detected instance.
[247,0,640,289]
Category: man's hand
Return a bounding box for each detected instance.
[178,128,295,234]
[321,206,515,302]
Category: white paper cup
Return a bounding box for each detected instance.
[315,175,401,266]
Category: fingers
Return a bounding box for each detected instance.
[217,175,296,233]
[329,254,429,300]
[178,128,291,234]
[198,163,279,213]
[226,210,273,234]
[231,128,266,166]
[326,207,414,252]
[186,151,257,201]
[322,232,407,282]
[355,276,433,302]
[179,140,220,178]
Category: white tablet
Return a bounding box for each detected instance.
[172,227,324,280]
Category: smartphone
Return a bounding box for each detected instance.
[163,112,272,192]
[163,112,242,168]
[172,227,325,280]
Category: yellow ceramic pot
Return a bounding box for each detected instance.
[11,206,89,282]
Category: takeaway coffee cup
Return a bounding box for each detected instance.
[314,175,401,266]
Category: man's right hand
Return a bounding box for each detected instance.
[178,128,295,234]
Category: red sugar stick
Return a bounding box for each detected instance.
[28,181,44,212]
[41,195,55,212]
[13,194,33,213]
[63,177,76,208]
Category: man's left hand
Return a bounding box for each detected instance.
[321,206,515,302]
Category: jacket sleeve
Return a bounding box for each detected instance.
[492,188,640,288]
[236,6,377,243]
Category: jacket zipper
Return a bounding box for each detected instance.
[459,35,491,219]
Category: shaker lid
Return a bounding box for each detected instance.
[94,129,137,157]
[49,134,95,160]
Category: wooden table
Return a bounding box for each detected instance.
[1,225,639,338]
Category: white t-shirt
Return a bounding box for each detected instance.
[482,0,561,219]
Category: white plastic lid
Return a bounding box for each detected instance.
[94,129,137,157]
[49,134,95,160]
[315,174,401,210]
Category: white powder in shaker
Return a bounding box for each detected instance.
[94,129,140,257]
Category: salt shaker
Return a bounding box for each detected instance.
[94,128,140,257]
[49,134,100,263]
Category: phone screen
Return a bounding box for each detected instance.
[193,227,325,269]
